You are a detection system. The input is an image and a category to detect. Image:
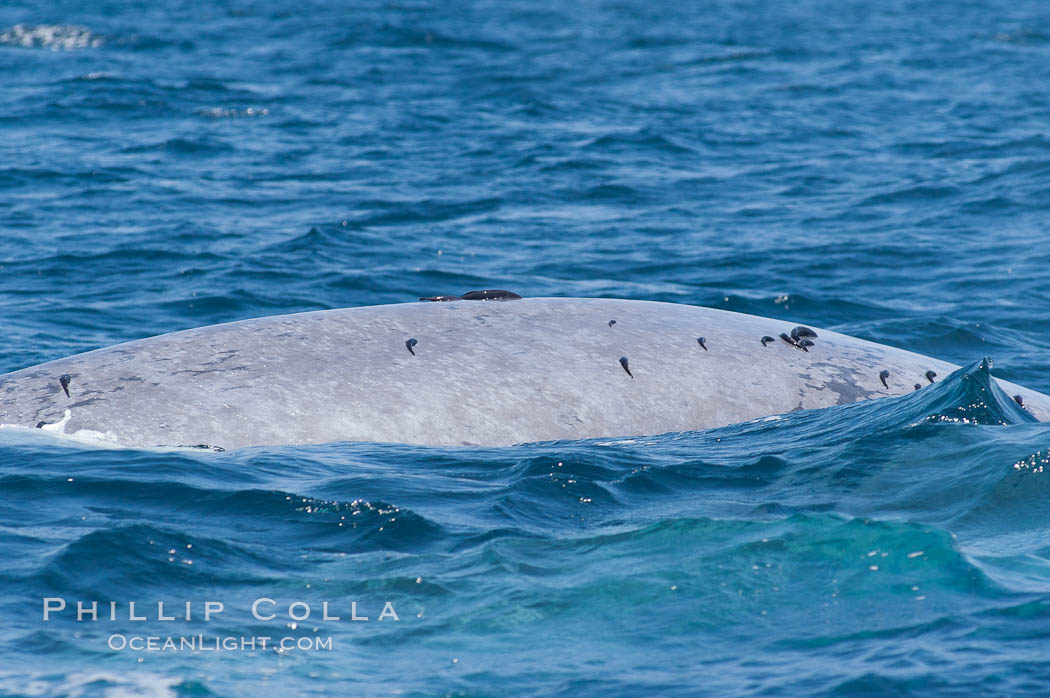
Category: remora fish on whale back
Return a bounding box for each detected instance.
[1,296,1047,449]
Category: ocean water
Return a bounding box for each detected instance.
[2,0,1050,695]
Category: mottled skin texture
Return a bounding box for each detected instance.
[1,298,1048,449]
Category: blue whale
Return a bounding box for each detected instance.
[1,298,1046,449]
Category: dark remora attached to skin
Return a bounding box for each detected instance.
[1,298,1048,449]
[419,289,522,302]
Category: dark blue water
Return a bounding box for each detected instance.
[3,0,1050,695]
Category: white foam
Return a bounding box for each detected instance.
[0,670,178,698]
[0,24,102,50]
[0,422,127,449]
[39,409,72,433]
[0,423,225,453]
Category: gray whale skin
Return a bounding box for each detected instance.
[1,298,1047,449]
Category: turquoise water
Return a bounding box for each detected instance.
[3,0,1050,695]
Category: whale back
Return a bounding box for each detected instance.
[1,298,1047,448]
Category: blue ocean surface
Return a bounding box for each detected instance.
[3,0,1050,695]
